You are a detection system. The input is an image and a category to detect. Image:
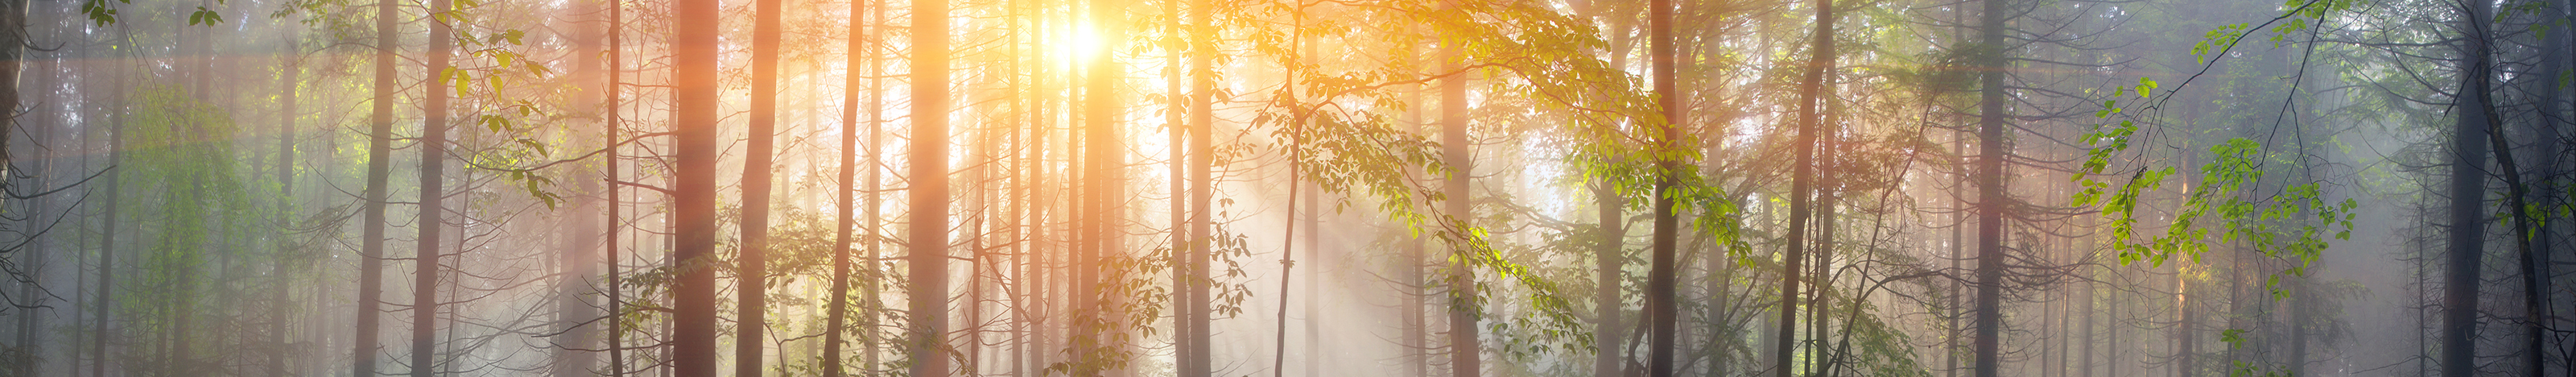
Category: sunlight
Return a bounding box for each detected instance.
[1051,18,1108,68]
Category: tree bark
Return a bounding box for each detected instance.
[350,0,401,371]
[2440,0,2496,375]
[735,0,786,369]
[1441,25,1479,377]
[822,0,866,374]
[410,0,456,373]
[906,0,954,373]
[671,0,724,369]
[1971,0,2010,371]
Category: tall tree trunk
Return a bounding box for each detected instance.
[556,9,605,375]
[1644,0,1692,376]
[1081,0,1125,372]
[822,0,867,374]
[861,1,887,368]
[1441,25,1479,377]
[2440,0,2496,375]
[603,0,625,374]
[1183,0,1216,371]
[906,0,955,372]
[1765,0,1834,371]
[410,0,455,373]
[671,0,724,368]
[1594,180,1624,377]
[351,0,401,371]
[1971,0,2010,371]
[271,26,303,377]
[736,0,786,369]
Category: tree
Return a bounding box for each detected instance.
[819,0,867,374]
[670,0,724,370]
[351,0,402,372]
[906,0,954,375]
[735,0,786,369]
[2438,0,2496,374]
[409,0,456,373]
[1645,0,1698,375]
[1440,24,1478,377]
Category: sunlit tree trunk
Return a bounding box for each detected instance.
[906,0,955,372]
[1182,0,1216,371]
[1440,23,1479,377]
[554,9,606,376]
[1594,180,1624,377]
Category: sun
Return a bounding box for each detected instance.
[1048,18,1108,68]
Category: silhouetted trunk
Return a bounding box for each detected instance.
[671,0,723,370]
[1765,0,1833,371]
[603,0,625,375]
[1971,0,2008,371]
[821,0,866,375]
[1644,0,1690,376]
[2440,0,2495,375]
[410,1,455,373]
[735,0,785,369]
[351,0,400,372]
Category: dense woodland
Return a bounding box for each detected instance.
[0,0,2562,375]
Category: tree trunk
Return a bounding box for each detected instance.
[671,0,724,368]
[1594,180,1624,377]
[1971,0,2010,371]
[735,0,786,369]
[1441,26,1480,377]
[410,0,455,373]
[1765,0,1834,372]
[1183,0,1216,371]
[2440,0,2496,374]
[906,0,954,372]
[350,0,401,371]
[822,0,866,374]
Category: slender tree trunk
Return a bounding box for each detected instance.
[350,0,401,371]
[1766,0,1835,372]
[735,0,786,369]
[604,0,625,374]
[822,0,867,374]
[861,1,887,368]
[410,1,456,373]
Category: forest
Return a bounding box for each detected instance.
[0,0,2562,374]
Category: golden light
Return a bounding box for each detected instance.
[1050,18,1108,68]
